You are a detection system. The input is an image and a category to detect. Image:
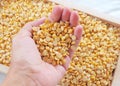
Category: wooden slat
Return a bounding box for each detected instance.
[112,56,120,86]
[50,0,120,27]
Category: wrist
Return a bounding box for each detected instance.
[2,61,37,86]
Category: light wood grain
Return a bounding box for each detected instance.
[112,56,120,86]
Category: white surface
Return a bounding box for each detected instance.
[65,0,120,19]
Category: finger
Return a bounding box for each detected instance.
[30,17,46,27]
[63,56,71,70]
[49,5,63,22]
[22,17,46,33]
[69,25,83,58]
[70,11,79,27]
[74,25,83,46]
[55,56,71,80]
[55,65,66,80]
[62,7,71,22]
[17,17,46,38]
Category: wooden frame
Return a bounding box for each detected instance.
[0,0,120,86]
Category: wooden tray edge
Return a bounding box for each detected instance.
[111,56,120,86]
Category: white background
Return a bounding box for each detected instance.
[65,0,120,19]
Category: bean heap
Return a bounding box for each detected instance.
[33,20,76,65]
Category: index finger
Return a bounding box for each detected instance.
[49,5,63,22]
[23,17,46,33]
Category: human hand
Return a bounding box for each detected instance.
[2,6,83,86]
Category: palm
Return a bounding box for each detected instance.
[32,62,65,86]
[12,34,66,86]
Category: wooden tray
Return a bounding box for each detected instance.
[0,0,120,86]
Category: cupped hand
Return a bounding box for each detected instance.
[9,6,82,86]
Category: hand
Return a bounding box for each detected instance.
[2,6,83,86]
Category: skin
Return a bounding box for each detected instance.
[1,6,83,86]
